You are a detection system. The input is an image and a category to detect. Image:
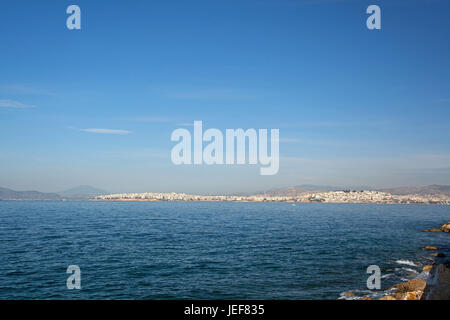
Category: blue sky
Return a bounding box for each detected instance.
[0,0,449,194]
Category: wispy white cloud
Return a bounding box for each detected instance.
[80,128,132,135]
[0,99,33,108]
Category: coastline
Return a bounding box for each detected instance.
[93,190,450,205]
[91,199,450,206]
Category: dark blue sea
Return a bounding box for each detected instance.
[0,201,449,299]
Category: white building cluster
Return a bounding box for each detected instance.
[94,190,450,205]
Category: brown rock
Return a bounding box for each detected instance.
[389,279,426,297]
[379,295,396,300]
[402,291,423,300]
[424,228,442,232]
[424,246,438,251]
[391,289,424,300]
[441,222,450,233]
[423,223,450,233]
[359,297,372,300]
[343,291,355,297]
[423,265,433,272]
[432,252,446,258]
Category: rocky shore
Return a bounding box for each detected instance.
[419,222,450,300]
[343,222,450,300]
[424,222,450,233]
[377,259,450,300]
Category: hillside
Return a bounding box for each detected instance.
[257,184,450,197]
[0,187,62,200]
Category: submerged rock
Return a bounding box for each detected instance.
[432,252,446,258]
[423,265,433,272]
[441,222,450,233]
[343,291,355,297]
[423,222,450,233]
[424,246,438,251]
[379,295,396,300]
[424,228,442,232]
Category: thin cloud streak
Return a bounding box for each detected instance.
[80,128,132,135]
[0,99,33,108]
[0,85,54,96]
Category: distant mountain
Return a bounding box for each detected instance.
[59,185,107,200]
[379,185,450,196]
[0,187,62,200]
[260,184,450,197]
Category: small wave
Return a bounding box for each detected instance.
[338,289,388,300]
[400,278,409,281]
[416,271,430,281]
[338,290,371,300]
[338,295,360,300]
[402,268,419,274]
[395,260,419,267]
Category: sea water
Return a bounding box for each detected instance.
[0,201,448,299]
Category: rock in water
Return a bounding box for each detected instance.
[423,265,433,272]
[343,292,355,297]
[424,228,442,232]
[424,246,438,250]
[423,222,450,232]
[432,252,446,258]
[441,222,450,233]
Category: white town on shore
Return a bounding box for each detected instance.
[94,190,450,205]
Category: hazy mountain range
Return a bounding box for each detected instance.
[0,187,62,201]
[0,186,107,200]
[378,185,450,197]
[256,184,450,197]
[57,185,107,200]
